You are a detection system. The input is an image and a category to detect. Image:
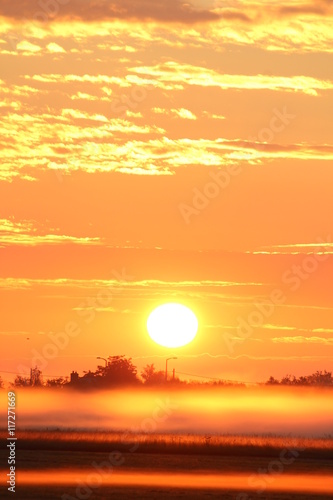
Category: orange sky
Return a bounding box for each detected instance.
[1,0,333,383]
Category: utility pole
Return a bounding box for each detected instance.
[165,357,177,382]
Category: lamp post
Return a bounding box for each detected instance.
[97,356,108,368]
[165,357,177,382]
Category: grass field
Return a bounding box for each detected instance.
[1,430,333,499]
[1,429,332,458]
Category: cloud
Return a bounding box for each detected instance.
[219,9,252,22]
[313,328,333,333]
[0,219,101,247]
[16,40,41,52]
[72,306,134,313]
[132,61,333,95]
[171,108,197,120]
[1,1,332,55]
[2,123,333,181]
[152,107,197,120]
[1,99,333,180]
[125,111,143,118]
[262,324,298,331]
[251,240,333,255]
[0,0,220,24]
[70,92,100,101]
[46,42,65,53]
[27,74,130,86]
[278,2,333,17]
[0,277,263,292]
[135,352,333,361]
[272,336,333,345]
[203,111,226,120]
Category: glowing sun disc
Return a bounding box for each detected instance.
[147,303,198,348]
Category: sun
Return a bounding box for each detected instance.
[147,303,198,348]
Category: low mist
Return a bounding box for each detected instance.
[2,387,333,437]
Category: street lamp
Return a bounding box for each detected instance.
[97,357,108,368]
[165,357,177,382]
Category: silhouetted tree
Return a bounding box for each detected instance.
[45,377,68,388]
[11,367,43,387]
[266,370,333,387]
[280,374,296,385]
[12,375,31,387]
[294,376,310,386]
[308,370,333,386]
[266,376,279,385]
[141,364,165,385]
[96,355,139,386]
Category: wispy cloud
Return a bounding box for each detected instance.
[262,324,298,331]
[0,277,263,291]
[132,61,333,96]
[132,352,333,361]
[0,219,101,247]
[313,328,333,334]
[153,107,197,120]
[250,240,333,255]
[272,336,333,345]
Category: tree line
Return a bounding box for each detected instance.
[4,356,176,389]
[1,357,332,389]
[265,370,333,387]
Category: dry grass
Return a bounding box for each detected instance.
[1,429,332,458]
[1,431,332,499]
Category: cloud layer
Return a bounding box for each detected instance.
[0,0,220,24]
